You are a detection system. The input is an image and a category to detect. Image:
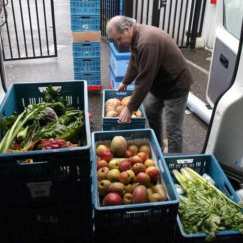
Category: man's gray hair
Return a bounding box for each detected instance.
[106,15,136,36]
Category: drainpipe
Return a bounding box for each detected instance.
[187,92,212,125]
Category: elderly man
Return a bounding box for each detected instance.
[106,15,193,153]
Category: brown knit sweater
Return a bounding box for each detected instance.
[123,24,193,112]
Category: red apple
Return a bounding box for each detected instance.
[97,159,109,169]
[132,185,148,204]
[119,160,131,171]
[145,166,160,183]
[135,172,150,187]
[137,152,148,163]
[124,149,133,158]
[102,192,123,206]
[119,171,133,185]
[130,155,143,165]
[132,163,146,175]
[97,167,109,181]
[99,148,113,162]
[123,193,133,204]
[96,144,108,156]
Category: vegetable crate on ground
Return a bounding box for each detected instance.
[0,81,92,207]
[0,200,93,243]
[92,129,179,241]
[102,89,146,130]
[164,154,243,243]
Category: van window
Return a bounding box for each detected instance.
[224,0,243,39]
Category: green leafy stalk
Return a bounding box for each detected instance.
[173,167,243,241]
[0,104,47,153]
[184,167,243,209]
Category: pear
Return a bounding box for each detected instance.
[152,184,168,201]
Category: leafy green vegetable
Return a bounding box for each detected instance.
[0,112,18,135]
[0,85,86,153]
[0,103,47,153]
[42,85,68,107]
[173,167,243,241]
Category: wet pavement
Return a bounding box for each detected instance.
[2,0,212,155]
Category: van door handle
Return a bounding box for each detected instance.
[219,54,229,69]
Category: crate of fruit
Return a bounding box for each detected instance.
[102,89,146,130]
[91,128,179,236]
[164,154,243,242]
[0,81,91,206]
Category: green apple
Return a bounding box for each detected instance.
[144,159,156,167]
[97,167,109,181]
[98,179,111,196]
[138,144,151,158]
[108,182,125,195]
[128,144,138,156]
[123,193,133,204]
[107,169,120,182]
[109,158,121,170]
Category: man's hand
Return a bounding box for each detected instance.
[119,106,132,123]
[116,82,128,91]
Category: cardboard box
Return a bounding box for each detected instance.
[72,31,101,42]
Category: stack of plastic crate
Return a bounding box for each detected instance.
[109,42,135,90]
[70,0,102,91]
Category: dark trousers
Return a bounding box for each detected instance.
[143,92,189,153]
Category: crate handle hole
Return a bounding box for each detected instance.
[125,209,151,214]
[117,120,131,124]
[17,159,49,165]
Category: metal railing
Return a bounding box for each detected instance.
[101,0,206,49]
[0,0,57,61]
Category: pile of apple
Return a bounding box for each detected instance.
[96,135,168,206]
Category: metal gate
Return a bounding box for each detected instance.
[0,0,57,61]
[101,0,206,48]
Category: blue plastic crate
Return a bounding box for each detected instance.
[164,154,243,242]
[91,128,179,235]
[70,0,100,15]
[74,72,101,86]
[71,15,100,31]
[72,41,101,58]
[109,67,134,90]
[0,81,92,206]
[109,42,131,76]
[73,57,100,73]
[102,89,146,130]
